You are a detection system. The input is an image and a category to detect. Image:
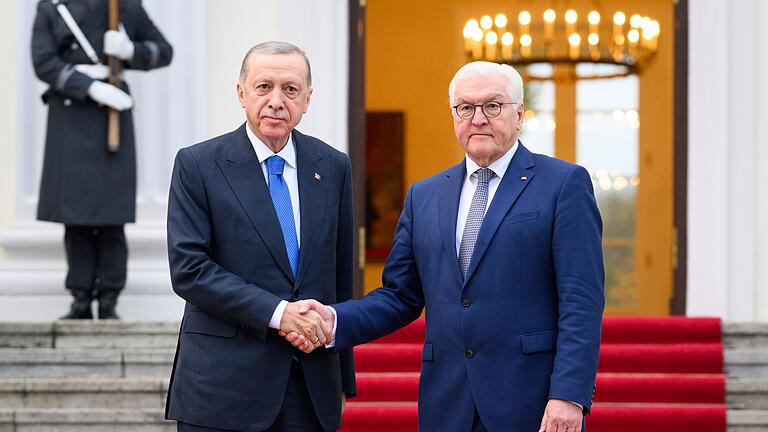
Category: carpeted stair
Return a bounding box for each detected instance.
[340,316,728,432]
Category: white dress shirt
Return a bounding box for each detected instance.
[455,141,518,254]
[244,124,300,330]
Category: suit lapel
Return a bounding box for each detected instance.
[294,130,327,289]
[463,144,535,286]
[438,162,466,288]
[216,123,294,282]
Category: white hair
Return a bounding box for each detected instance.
[448,61,524,106]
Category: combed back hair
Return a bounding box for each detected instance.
[239,41,312,86]
[448,61,523,106]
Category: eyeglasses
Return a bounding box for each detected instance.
[452,101,519,119]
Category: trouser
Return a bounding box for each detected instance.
[64,224,127,293]
[177,361,325,432]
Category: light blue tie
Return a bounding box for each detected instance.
[267,156,299,277]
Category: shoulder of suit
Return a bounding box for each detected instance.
[293,129,348,162]
[180,128,240,158]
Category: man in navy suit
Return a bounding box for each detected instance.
[288,61,604,431]
[166,41,355,432]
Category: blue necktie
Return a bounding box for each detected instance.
[267,156,299,277]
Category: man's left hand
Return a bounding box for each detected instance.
[538,399,583,432]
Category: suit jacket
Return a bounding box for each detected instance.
[166,124,356,431]
[334,144,604,432]
[32,0,172,224]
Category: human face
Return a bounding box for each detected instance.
[237,52,313,152]
[452,74,524,167]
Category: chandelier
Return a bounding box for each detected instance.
[462,7,660,81]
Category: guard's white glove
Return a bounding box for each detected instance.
[87,81,133,111]
[103,25,134,61]
[75,63,109,80]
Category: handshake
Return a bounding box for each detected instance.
[278,299,334,353]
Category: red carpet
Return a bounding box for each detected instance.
[340,317,727,432]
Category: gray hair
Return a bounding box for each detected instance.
[239,41,312,86]
[448,61,523,106]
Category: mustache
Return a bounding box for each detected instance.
[261,110,288,120]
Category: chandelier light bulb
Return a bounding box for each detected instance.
[463,25,473,39]
[466,19,479,29]
[588,33,599,45]
[472,27,484,42]
[613,12,626,26]
[520,34,532,47]
[519,11,532,26]
[565,10,578,24]
[480,15,493,29]
[630,14,642,28]
[494,13,508,28]
[543,9,556,23]
[568,33,581,47]
[588,11,601,25]
[501,32,514,46]
[485,31,498,45]
[628,29,640,43]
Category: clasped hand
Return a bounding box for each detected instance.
[279,300,333,353]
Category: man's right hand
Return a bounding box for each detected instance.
[281,300,334,353]
[87,81,133,111]
[280,301,332,353]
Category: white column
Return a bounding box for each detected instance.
[687,0,730,318]
[0,1,17,232]
[688,0,765,321]
[756,0,768,321]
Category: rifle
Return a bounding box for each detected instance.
[107,0,121,152]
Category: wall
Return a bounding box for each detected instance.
[207,0,349,152]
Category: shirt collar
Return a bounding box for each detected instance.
[464,140,519,180]
[246,123,297,169]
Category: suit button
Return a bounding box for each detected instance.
[465,349,474,358]
[462,298,471,307]
[70,42,79,50]
[63,98,72,106]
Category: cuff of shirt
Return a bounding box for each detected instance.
[268,300,289,330]
[325,306,338,348]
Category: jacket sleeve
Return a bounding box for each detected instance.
[167,148,283,340]
[30,1,93,101]
[548,165,605,412]
[124,2,173,70]
[336,155,357,397]
[333,184,425,351]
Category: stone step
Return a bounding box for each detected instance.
[728,410,768,432]
[727,379,768,410]
[0,408,764,432]
[0,348,174,379]
[0,408,174,432]
[0,378,167,409]
[725,349,768,379]
[723,323,768,349]
[0,321,180,349]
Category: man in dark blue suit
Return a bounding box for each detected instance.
[166,41,355,432]
[288,61,604,432]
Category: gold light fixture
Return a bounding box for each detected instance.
[462,7,660,81]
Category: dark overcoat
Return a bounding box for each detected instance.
[31,0,172,225]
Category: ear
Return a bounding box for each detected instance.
[236,82,246,108]
[303,87,313,113]
[516,103,525,131]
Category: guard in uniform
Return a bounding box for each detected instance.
[31,0,172,319]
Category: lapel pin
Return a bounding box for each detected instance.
[520,176,528,181]
[314,172,321,181]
